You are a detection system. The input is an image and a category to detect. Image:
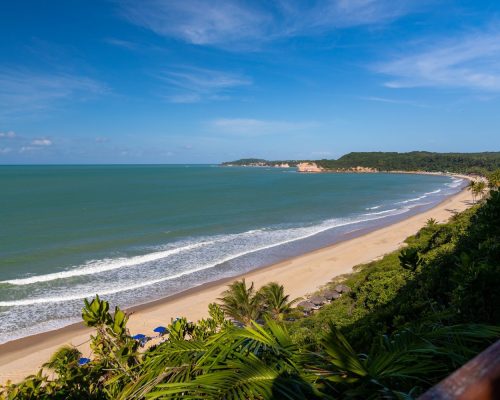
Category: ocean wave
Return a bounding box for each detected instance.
[396,195,427,204]
[0,241,215,286]
[424,189,442,195]
[446,178,464,188]
[365,205,382,210]
[0,209,417,306]
[363,208,398,216]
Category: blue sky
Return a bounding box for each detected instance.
[0,0,499,164]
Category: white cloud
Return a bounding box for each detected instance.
[119,0,423,49]
[158,66,251,103]
[0,131,16,138]
[375,30,500,91]
[0,68,106,116]
[31,138,52,146]
[210,118,319,136]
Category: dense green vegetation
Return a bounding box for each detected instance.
[316,151,500,174]
[223,151,500,174]
[2,175,499,399]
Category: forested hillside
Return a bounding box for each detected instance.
[316,151,500,173]
[223,151,500,174]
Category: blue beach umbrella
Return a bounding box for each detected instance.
[132,333,146,340]
[78,357,91,366]
[153,326,167,334]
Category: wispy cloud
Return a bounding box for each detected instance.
[210,118,319,136]
[31,138,52,146]
[157,66,251,103]
[375,30,500,91]
[119,0,423,50]
[0,131,16,138]
[104,37,138,50]
[0,68,106,116]
[359,96,429,108]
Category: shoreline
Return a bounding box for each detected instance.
[0,175,474,384]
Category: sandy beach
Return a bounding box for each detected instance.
[0,177,475,385]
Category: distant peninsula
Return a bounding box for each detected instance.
[222,151,500,174]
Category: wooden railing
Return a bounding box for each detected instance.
[419,339,500,400]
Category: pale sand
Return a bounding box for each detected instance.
[0,178,475,384]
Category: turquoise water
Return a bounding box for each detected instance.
[0,165,464,342]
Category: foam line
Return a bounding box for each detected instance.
[363,208,397,216]
[1,241,214,286]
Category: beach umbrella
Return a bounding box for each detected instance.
[132,333,146,340]
[153,326,167,334]
[78,357,91,366]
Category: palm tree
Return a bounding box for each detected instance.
[258,282,298,320]
[218,279,263,325]
[425,218,438,228]
[473,181,486,201]
[467,180,478,203]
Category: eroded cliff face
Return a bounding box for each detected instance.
[297,162,324,172]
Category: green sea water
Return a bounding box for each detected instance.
[0,165,464,342]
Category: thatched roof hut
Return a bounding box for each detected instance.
[297,301,315,312]
[323,290,341,300]
[309,295,327,306]
[334,284,351,294]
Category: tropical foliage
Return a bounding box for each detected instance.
[2,172,499,399]
[467,180,487,203]
[316,151,500,173]
[217,280,298,324]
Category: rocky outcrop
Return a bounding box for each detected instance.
[297,162,324,173]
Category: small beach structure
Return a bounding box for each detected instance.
[297,300,316,313]
[334,284,351,294]
[322,289,341,301]
[297,300,318,315]
[309,295,327,306]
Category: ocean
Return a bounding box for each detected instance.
[0,165,465,343]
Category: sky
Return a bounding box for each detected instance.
[0,0,499,164]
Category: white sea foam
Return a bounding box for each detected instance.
[446,178,464,188]
[396,195,427,204]
[1,241,215,286]
[363,208,398,216]
[424,189,442,195]
[365,205,382,210]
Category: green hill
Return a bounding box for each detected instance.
[223,151,500,174]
